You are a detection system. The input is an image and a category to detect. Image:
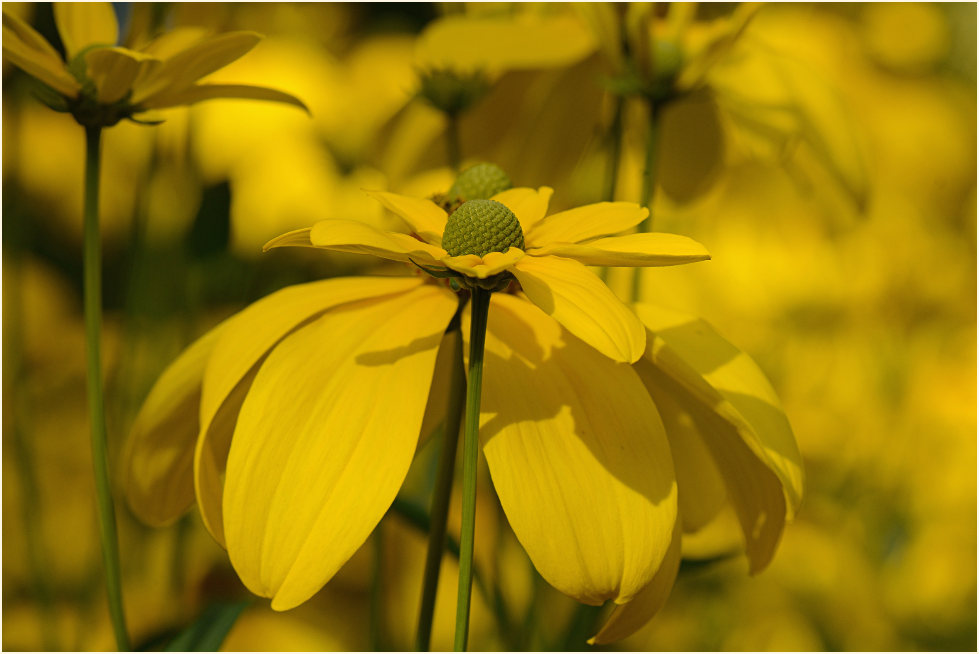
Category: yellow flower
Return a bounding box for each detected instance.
[124,181,800,642]
[2,3,305,126]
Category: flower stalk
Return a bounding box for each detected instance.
[632,102,664,302]
[454,287,491,651]
[83,124,131,651]
[416,315,467,651]
[446,112,462,172]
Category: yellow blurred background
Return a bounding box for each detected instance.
[3,3,975,651]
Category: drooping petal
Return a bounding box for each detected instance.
[194,276,425,545]
[525,202,648,247]
[365,190,448,246]
[633,303,804,572]
[589,522,682,645]
[417,327,465,448]
[635,369,727,533]
[85,47,160,103]
[123,323,227,526]
[529,232,710,267]
[223,284,458,610]
[131,31,261,104]
[441,248,524,279]
[490,187,553,234]
[53,2,118,60]
[139,83,308,112]
[2,11,80,97]
[511,255,645,363]
[308,219,446,268]
[465,294,677,605]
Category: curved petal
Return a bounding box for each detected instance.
[85,47,160,103]
[195,276,425,545]
[466,294,677,605]
[54,2,118,60]
[365,190,448,246]
[441,248,523,279]
[2,12,80,97]
[309,219,446,267]
[418,327,465,449]
[637,370,727,533]
[223,284,458,610]
[123,323,227,526]
[490,187,553,234]
[264,227,312,250]
[529,232,710,267]
[512,255,645,363]
[140,83,308,113]
[132,31,261,104]
[633,303,804,572]
[525,202,648,247]
[589,522,682,645]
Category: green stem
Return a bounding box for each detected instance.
[415,320,467,651]
[603,94,626,203]
[453,288,491,651]
[84,124,131,651]
[446,112,462,172]
[631,102,664,302]
[370,524,385,651]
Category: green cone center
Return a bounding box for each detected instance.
[448,163,512,201]
[441,199,525,258]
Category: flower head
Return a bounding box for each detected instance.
[2,3,306,127]
[266,181,710,362]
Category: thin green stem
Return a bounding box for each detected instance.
[453,288,491,651]
[84,124,131,651]
[446,111,462,172]
[603,94,626,203]
[370,525,386,651]
[631,102,664,302]
[416,320,467,651]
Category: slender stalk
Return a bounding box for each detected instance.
[83,125,131,651]
[369,525,386,651]
[603,94,626,203]
[446,111,462,172]
[453,288,491,651]
[416,322,467,651]
[631,102,664,302]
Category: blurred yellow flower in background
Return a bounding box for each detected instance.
[2,2,305,126]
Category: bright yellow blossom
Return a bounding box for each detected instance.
[124,181,800,643]
[2,2,305,126]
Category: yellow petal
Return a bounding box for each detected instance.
[589,521,682,645]
[308,219,446,267]
[466,294,676,605]
[490,187,553,234]
[636,369,727,533]
[223,284,457,609]
[2,12,80,97]
[529,232,710,267]
[418,327,465,449]
[263,227,312,250]
[195,276,425,545]
[633,303,804,571]
[53,2,118,60]
[85,47,160,104]
[416,14,596,72]
[131,31,261,104]
[123,323,226,526]
[526,201,649,247]
[512,255,645,363]
[365,190,448,246]
[441,247,523,279]
[139,83,309,113]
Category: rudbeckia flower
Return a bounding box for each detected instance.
[2,3,305,126]
[125,173,801,642]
